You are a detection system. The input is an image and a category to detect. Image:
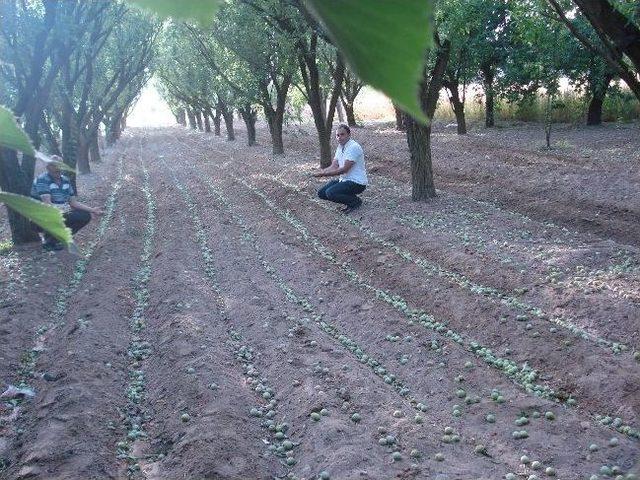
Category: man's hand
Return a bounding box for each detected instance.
[90,208,104,218]
[312,171,324,178]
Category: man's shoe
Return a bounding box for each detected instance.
[43,241,64,251]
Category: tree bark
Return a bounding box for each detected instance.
[42,115,62,155]
[106,115,122,146]
[405,121,436,199]
[573,0,640,73]
[186,108,197,129]
[336,101,345,123]
[175,108,186,126]
[587,95,604,125]
[481,64,495,127]
[393,104,406,131]
[213,110,221,136]
[404,39,451,201]
[586,74,612,125]
[343,100,357,127]
[260,74,291,155]
[239,106,257,146]
[195,111,204,131]
[298,34,345,167]
[76,136,91,174]
[264,98,285,154]
[203,113,211,132]
[444,80,467,134]
[89,134,101,163]
[220,105,235,141]
[0,149,40,243]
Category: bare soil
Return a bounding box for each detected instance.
[1,120,639,479]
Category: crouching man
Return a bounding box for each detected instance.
[31,156,103,251]
[313,124,368,214]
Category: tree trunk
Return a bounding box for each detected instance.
[265,108,285,155]
[261,83,289,155]
[203,113,211,132]
[344,100,357,127]
[405,39,451,201]
[337,100,345,123]
[61,113,79,191]
[195,111,204,131]
[445,81,467,134]
[586,96,604,125]
[89,134,101,163]
[0,148,40,243]
[318,129,332,168]
[393,104,405,131]
[221,109,235,141]
[42,116,62,155]
[586,74,612,125]
[481,64,495,127]
[213,110,221,136]
[106,116,121,146]
[306,80,332,167]
[298,35,345,167]
[239,106,257,146]
[76,136,91,174]
[186,108,197,129]
[405,120,436,199]
[176,108,186,126]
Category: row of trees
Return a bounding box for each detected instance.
[1,0,638,244]
[0,1,159,243]
[156,0,639,200]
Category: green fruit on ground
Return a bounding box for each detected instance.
[474,444,486,454]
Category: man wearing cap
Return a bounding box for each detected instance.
[30,156,103,250]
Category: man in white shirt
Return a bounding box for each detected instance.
[313,124,368,214]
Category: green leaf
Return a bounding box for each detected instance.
[0,192,72,245]
[0,105,35,157]
[128,0,222,26]
[305,0,433,123]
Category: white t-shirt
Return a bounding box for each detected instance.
[335,139,368,185]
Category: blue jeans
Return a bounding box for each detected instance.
[318,180,366,207]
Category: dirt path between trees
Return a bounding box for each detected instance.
[1,122,638,479]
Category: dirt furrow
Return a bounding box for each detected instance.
[127,147,280,479]
[0,150,128,392]
[170,130,639,478]
[171,158,517,478]
[2,148,144,479]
